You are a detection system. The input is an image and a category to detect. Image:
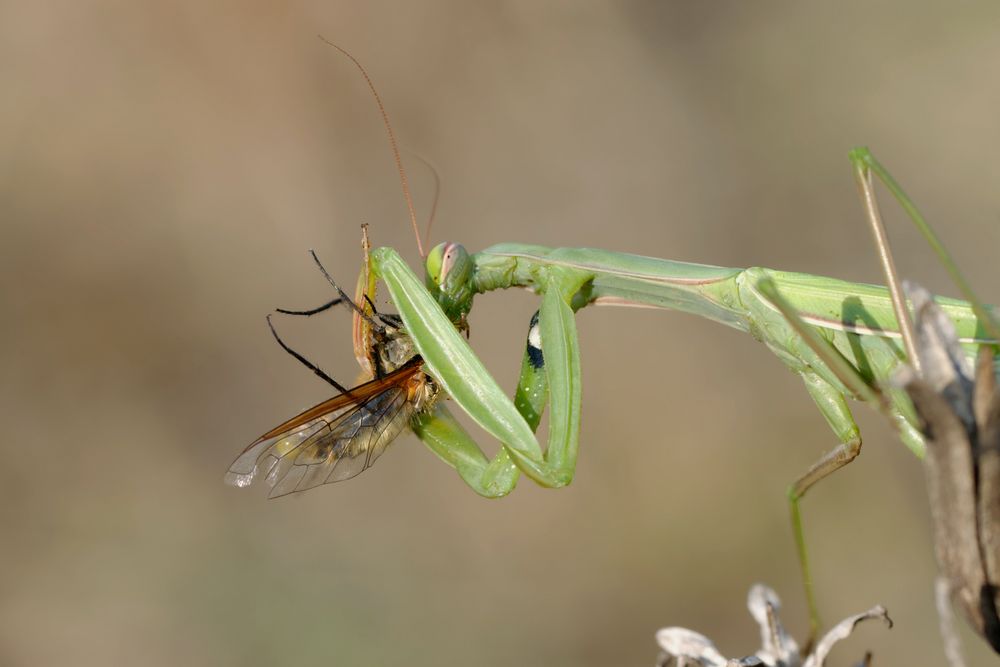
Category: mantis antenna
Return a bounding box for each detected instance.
[405,151,441,255]
[318,36,427,258]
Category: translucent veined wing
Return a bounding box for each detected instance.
[225,357,431,498]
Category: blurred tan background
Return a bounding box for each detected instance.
[4,2,1000,665]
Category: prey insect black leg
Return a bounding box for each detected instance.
[363,294,403,330]
[308,250,387,333]
[266,314,351,394]
[275,297,344,317]
[274,283,391,326]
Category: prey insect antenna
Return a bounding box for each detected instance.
[275,297,344,317]
[319,37,425,258]
[308,249,386,332]
[266,314,350,394]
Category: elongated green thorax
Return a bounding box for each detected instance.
[426,242,476,326]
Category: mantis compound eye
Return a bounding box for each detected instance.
[426,242,470,288]
[425,242,474,323]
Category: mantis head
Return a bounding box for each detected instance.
[425,242,474,325]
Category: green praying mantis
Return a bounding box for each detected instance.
[381,148,998,638]
[227,45,1000,643]
[364,147,1000,502]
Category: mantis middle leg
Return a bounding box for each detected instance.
[758,274,929,643]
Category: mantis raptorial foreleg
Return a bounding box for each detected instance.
[372,246,589,493]
[413,314,549,498]
[412,405,520,497]
[413,310,552,497]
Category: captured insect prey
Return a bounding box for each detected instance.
[226,233,440,498]
[226,356,438,498]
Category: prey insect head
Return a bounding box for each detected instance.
[426,242,474,325]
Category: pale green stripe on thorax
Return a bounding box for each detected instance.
[741,268,993,346]
[474,243,993,347]
[473,243,750,331]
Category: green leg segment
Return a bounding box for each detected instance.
[373,248,590,493]
[412,405,520,498]
[757,277,895,646]
[411,308,552,498]
[792,371,863,642]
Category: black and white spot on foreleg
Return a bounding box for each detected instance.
[526,310,544,369]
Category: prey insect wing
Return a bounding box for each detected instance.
[225,357,432,498]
